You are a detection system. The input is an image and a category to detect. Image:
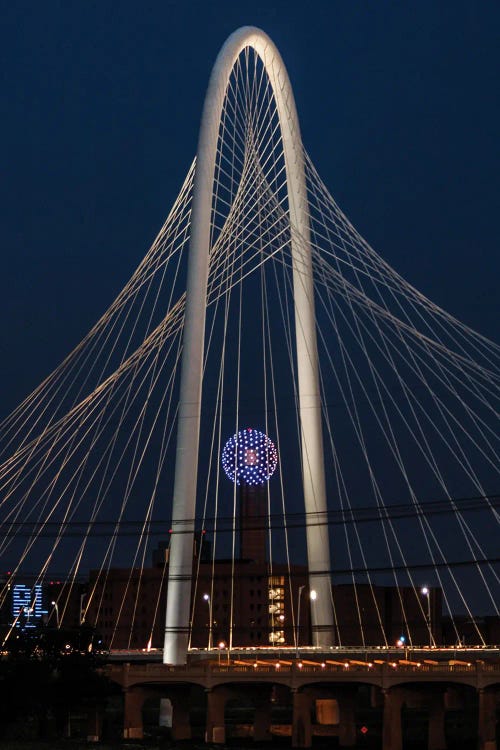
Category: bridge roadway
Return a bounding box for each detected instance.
[102,648,500,750]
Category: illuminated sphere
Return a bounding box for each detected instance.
[221,428,278,486]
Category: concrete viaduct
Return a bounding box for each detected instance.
[99,658,500,750]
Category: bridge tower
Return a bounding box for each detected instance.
[163,27,335,665]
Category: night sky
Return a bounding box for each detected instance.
[0,1,499,607]
[1,1,498,415]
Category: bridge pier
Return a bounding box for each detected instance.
[383,688,403,750]
[292,691,312,748]
[254,694,273,742]
[123,687,145,739]
[478,689,497,750]
[428,689,446,750]
[86,706,103,743]
[205,689,226,744]
[338,689,356,747]
[171,688,192,741]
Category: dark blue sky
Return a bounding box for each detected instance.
[1,0,498,412]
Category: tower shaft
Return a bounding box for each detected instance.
[163,26,334,665]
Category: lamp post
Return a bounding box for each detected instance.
[309,589,318,644]
[79,593,86,625]
[295,585,305,657]
[51,601,60,628]
[218,640,225,666]
[397,635,408,660]
[421,587,432,646]
[203,593,212,650]
[296,587,317,658]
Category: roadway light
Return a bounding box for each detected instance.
[51,601,60,628]
[203,593,212,650]
[295,585,305,658]
[217,641,225,666]
[296,587,318,658]
[421,586,432,647]
[79,592,86,625]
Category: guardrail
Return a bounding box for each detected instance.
[109,660,499,675]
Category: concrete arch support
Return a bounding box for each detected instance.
[164,26,334,665]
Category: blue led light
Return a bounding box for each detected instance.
[221,428,278,485]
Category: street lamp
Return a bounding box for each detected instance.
[421,586,432,647]
[51,601,60,628]
[295,585,305,657]
[79,593,86,625]
[296,587,317,658]
[396,634,408,658]
[203,593,212,650]
[309,589,318,646]
[218,640,225,666]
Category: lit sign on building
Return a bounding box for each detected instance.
[12,584,47,628]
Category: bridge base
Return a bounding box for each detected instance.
[478,690,497,750]
[428,690,446,750]
[383,688,403,750]
[292,692,312,748]
[205,689,226,744]
[123,688,145,740]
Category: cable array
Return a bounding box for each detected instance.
[0,44,498,651]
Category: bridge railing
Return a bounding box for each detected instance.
[110,660,500,676]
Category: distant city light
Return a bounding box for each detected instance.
[221,428,278,485]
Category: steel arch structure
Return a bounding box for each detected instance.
[164,26,334,664]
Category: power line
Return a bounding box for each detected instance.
[4,556,499,585]
[0,492,497,538]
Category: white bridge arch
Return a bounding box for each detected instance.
[164,26,335,665]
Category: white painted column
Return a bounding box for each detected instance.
[164,25,334,664]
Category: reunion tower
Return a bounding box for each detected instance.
[221,428,278,562]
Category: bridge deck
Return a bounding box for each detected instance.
[106,650,500,691]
